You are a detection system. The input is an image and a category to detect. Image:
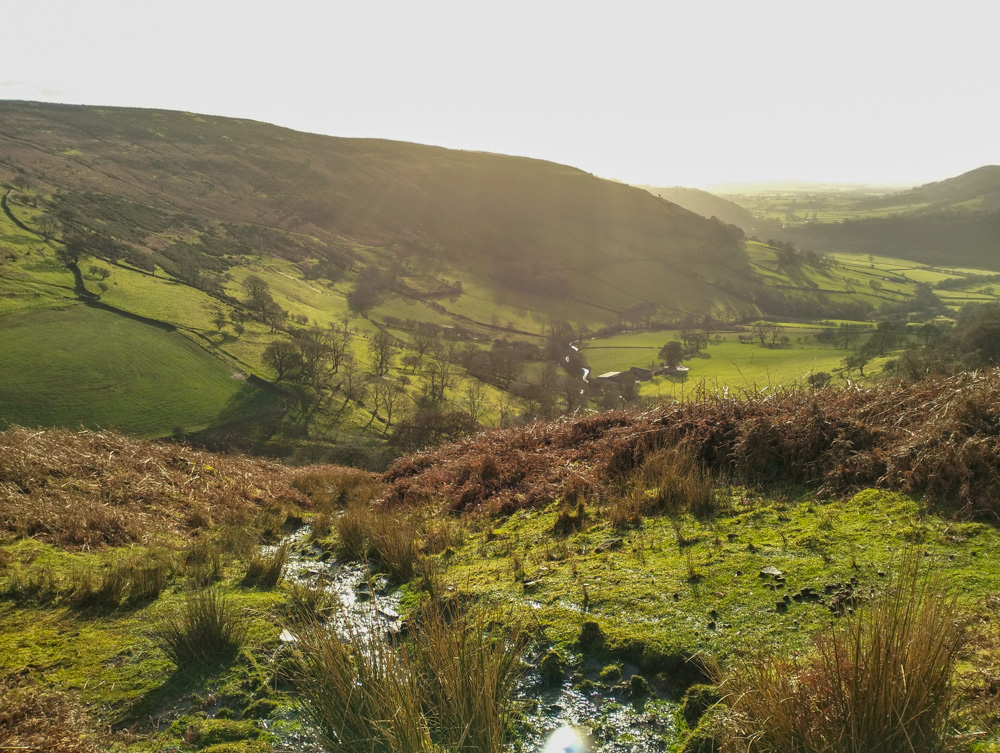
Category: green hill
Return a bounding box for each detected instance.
[767,166,1000,269]
[0,101,749,320]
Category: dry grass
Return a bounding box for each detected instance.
[0,426,311,548]
[716,553,965,753]
[291,618,432,753]
[412,604,528,753]
[0,679,105,753]
[382,369,1000,520]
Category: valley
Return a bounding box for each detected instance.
[3,101,1000,753]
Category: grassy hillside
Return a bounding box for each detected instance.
[8,371,1000,750]
[0,101,746,317]
[0,304,271,436]
[637,184,767,234]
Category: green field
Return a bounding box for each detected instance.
[581,326,870,397]
[0,304,268,436]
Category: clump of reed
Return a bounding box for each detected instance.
[334,503,421,582]
[292,600,526,753]
[716,552,965,753]
[153,588,248,669]
[241,543,288,588]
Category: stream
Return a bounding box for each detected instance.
[264,528,683,752]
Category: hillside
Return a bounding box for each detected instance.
[7,371,1000,750]
[0,101,747,316]
[857,165,1000,213]
[638,184,764,233]
[746,166,1000,269]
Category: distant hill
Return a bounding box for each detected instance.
[0,101,748,319]
[638,185,758,231]
[776,166,1000,269]
[857,165,1000,213]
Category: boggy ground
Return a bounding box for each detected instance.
[6,371,1000,751]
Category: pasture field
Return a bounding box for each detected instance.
[0,304,265,436]
[581,326,860,395]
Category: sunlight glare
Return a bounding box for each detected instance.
[541,725,589,753]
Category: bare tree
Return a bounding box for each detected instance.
[462,381,492,425]
[368,331,398,377]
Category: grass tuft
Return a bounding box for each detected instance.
[716,552,965,753]
[153,588,248,669]
[241,543,288,588]
[293,600,526,753]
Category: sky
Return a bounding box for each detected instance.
[4,0,999,189]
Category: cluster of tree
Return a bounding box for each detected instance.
[347,263,401,314]
[841,320,909,377]
[242,275,287,331]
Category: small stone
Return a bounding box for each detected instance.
[760,566,782,579]
[279,629,297,643]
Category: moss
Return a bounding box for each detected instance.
[598,662,622,684]
[682,684,721,727]
[539,649,565,687]
[629,673,651,697]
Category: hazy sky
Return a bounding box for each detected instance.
[4,0,998,188]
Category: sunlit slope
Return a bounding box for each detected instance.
[0,305,270,436]
[776,166,1000,269]
[0,101,748,317]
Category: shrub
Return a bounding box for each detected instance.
[153,588,248,669]
[717,553,965,753]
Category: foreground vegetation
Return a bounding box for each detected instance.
[5,368,1000,750]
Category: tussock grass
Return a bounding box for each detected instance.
[717,553,965,753]
[412,605,528,753]
[241,543,288,588]
[334,503,421,581]
[291,619,432,753]
[334,503,375,561]
[153,588,248,669]
[370,514,420,582]
[292,600,526,753]
[182,539,224,588]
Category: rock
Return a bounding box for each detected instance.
[759,566,782,579]
[279,629,297,643]
[379,606,399,620]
